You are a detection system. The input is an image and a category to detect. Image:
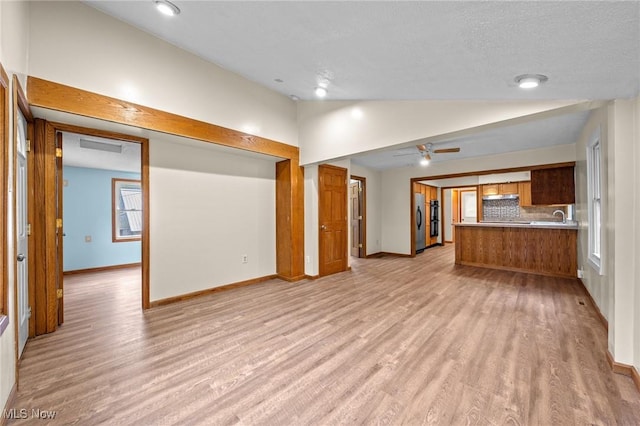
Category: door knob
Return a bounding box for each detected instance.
[321,225,327,230]
[17,254,25,262]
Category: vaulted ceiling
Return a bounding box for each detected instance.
[82,1,640,168]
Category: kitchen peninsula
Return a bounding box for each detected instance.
[454,222,578,278]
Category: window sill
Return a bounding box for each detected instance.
[0,315,9,336]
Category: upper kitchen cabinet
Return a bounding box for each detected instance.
[482,183,518,196]
[530,166,575,205]
[518,181,532,207]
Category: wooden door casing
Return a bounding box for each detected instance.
[56,132,64,325]
[349,182,360,258]
[319,165,348,276]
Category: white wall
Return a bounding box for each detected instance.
[350,164,382,256]
[27,1,298,147]
[0,0,30,413]
[576,100,640,374]
[297,100,585,165]
[149,137,276,302]
[574,107,611,323]
[443,189,452,242]
[381,144,576,255]
[303,165,319,276]
[634,96,640,372]
[609,100,636,366]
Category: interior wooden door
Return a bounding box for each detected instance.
[349,182,360,257]
[319,165,347,276]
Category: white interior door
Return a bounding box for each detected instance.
[461,191,477,223]
[17,110,30,357]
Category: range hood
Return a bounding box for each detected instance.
[482,194,519,201]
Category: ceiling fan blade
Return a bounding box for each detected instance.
[393,152,419,157]
[433,147,460,153]
[416,144,427,152]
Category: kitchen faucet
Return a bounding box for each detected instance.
[553,209,566,224]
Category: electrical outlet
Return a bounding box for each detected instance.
[241,254,248,264]
[85,235,92,243]
[577,269,584,279]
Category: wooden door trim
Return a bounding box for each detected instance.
[27,77,304,283]
[275,159,305,281]
[55,132,64,326]
[318,164,348,277]
[43,122,151,311]
[350,175,366,258]
[27,77,298,160]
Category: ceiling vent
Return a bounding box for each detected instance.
[79,138,122,154]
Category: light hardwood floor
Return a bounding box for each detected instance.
[10,245,640,425]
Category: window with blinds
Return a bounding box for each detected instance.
[112,178,142,242]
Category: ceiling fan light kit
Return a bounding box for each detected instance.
[415,143,460,166]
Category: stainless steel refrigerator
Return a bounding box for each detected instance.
[415,193,426,252]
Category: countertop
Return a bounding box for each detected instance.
[454,221,579,230]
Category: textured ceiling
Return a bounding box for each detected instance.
[351,110,591,170]
[85,1,640,101]
[78,1,640,169]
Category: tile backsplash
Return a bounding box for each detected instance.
[483,199,568,222]
[483,198,520,221]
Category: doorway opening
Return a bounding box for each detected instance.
[60,131,142,288]
[61,131,142,271]
[442,186,478,244]
[28,119,149,340]
[349,175,366,258]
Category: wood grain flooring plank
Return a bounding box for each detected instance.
[8,247,640,425]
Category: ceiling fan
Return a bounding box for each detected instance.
[415,143,460,161]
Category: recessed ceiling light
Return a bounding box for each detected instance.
[154,0,180,16]
[314,87,327,98]
[314,86,327,98]
[515,74,548,89]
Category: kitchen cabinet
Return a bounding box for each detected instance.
[482,183,518,196]
[531,166,575,205]
[482,184,499,196]
[499,182,518,195]
[454,223,577,278]
[518,181,532,207]
[414,183,439,248]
